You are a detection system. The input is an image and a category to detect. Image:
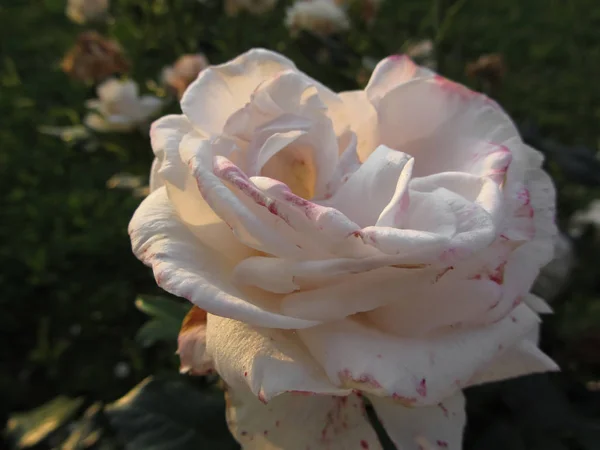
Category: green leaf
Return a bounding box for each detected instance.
[60,402,119,450]
[6,396,84,448]
[136,319,181,347]
[134,296,191,346]
[134,296,190,323]
[105,375,239,450]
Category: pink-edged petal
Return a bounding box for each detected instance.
[181,49,295,135]
[226,386,381,450]
[360,178,499,266]
[205,314,347,400]
[177,306,212,375]
[369,391,465,450]
[366,55,435,107]
[185,139,310,258]
[128,187,319,329]
[324,145,413,227]
[376,78,517,175]
[468,338,559,387]
[191,149,362,258]
[297,304,540,404]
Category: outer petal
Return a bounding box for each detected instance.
[181,49,295,135]
[366,54,435,107]
[226,386,381,450]
[150,116,255,263]
[128,187,319,329]
[206,314,348,401]
[177,306,212,375]
[467,338,558,386]
[149,157,162,192]
[375,77,516,178]
[370,391,465,450]
[297,304,540,405]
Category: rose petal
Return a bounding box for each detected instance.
[226,386,381,450]
[206,314,347,400]
[366,55,435,107]
[181,49,296,135]
[297,304,540,404]
[280,267,443,321]
[177,306,212,375]
[128,187,319,329]
[324,145,413,227]
[366,278,504,337]
[369,391,465,450]
[468,338,558,386]
[336,91,378,161]
[376,78,516,171]
[234,255,437,296]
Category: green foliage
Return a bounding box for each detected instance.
[6,396,85,449]
[134,296,191,347]
[105,376,238,450]
[5,376,237,450]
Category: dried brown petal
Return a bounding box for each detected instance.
[61,31,129,83]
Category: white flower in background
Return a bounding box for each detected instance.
[224,0,278,16]
[130,49,558,449]
[66,0,109,24]
[84,79,163,133]
[532,233,573,302]
[161,53,209,100]
[570,199,600,237]
[285,0,350,37]
[405,39,437,70]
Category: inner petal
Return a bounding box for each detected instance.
[260,144,317,199]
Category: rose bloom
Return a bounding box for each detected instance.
[66,0,109,24]
[61,31,129,83]
[224,0,278,16]
[85,78,163,132]
[285,0,350,37]
[130,49,558,449]
[162,54,209,100]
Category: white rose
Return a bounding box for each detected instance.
[129,49,558,449]
[85,79,163,133]
[285,0,350,36]
[66,0,109,24]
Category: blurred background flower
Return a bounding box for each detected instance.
[466,53,507,89]
[84,78,163,132]
[285,0,350,37]
[161,53,209,99]
[61,31,129,83]
[66,0,109,24]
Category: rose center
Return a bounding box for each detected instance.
[260,145,317,199]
